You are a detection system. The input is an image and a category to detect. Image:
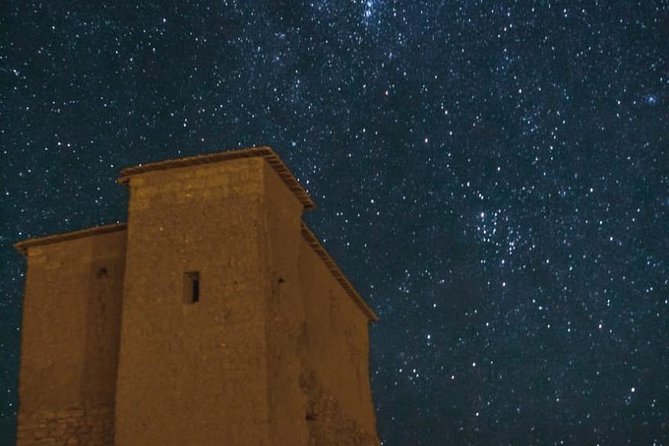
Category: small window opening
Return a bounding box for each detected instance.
[183,271,200,304]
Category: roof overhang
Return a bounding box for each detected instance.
[13,223,128,256]
[301,222,379,322]
[117,146,316,210]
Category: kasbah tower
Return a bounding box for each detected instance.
[13,147,379,445]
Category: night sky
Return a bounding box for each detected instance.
[1,1,668,444]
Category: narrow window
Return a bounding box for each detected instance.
[183,271,200,304]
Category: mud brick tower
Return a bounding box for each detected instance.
[14,146,379,445]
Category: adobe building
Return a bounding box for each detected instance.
[13,146,379,445]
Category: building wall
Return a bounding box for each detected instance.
[114,157,272,445]
[16,152,378,446]
[260,162,310,445]
[298,240,379,445]
[16,229,126,446]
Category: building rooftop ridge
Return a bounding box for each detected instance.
[13,223,127,255]
[300,222,379,322]
[117,145,316,210]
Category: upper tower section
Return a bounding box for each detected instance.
[113,146,317,445]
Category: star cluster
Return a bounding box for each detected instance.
[1,1,667,444]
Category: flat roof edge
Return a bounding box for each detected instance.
[300,222,379,322]
[13,223,127,256]
[117,146,316,210]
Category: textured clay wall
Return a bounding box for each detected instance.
[298,241,379,445]
[261,162,310,445]
[114,158,272,445]
[17,229,126,446]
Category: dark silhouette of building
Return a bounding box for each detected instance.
[14,147,379,445]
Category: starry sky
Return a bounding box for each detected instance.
[1,1,667,444]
